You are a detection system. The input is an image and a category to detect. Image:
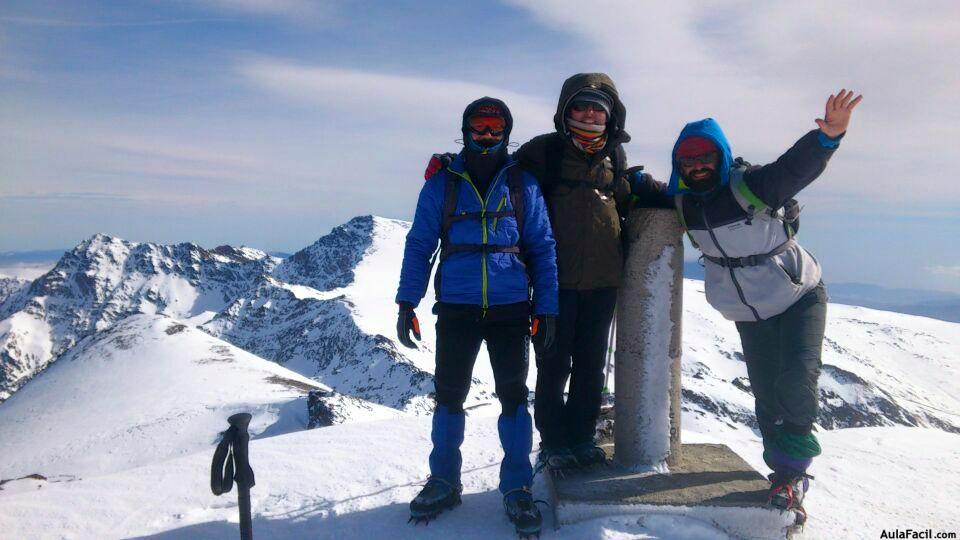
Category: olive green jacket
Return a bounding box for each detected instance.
[516,73,633,290]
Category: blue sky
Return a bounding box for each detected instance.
[1,0,959,293]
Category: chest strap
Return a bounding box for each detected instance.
[702,238,795,268]
[446,210,516,224]
[439,243,521,262]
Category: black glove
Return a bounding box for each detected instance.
[531,314,556,353]
[397,301,421,349]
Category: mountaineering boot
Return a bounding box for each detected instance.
[409,477,462,523]
[503,487,543,538]
[410,404,465,523]
[570,441,607,467]
[767,470,813,525]
[761,428,817,525]
[535,445,578,473]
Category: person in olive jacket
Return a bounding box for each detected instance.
[514,73,662,470]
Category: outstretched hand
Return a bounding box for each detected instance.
[815,89,862,139]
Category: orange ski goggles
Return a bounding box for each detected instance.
[468,116,506,137]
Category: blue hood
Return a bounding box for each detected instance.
[667,118,734,196]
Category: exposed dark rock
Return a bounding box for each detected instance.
[307,390,336,429]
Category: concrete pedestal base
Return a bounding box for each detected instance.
[547,443,801,539]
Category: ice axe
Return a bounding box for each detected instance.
[211,413,256,540]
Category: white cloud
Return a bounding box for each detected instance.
[505,0,960,206]
[191,0,328,19]
[929,265,960,279]
[237,57,557,143]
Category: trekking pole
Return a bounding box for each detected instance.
[211,413,256,540]
[602,310,617,394]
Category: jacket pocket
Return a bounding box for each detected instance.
[775,259,802,286]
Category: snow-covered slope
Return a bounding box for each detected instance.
[676,280,960,436]
[0,412,956,539]
[0,314,397,480]
[203,217,502,413]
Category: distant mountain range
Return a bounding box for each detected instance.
[2,217,958,443]
[682,261,960,322]
[7,251,958,322]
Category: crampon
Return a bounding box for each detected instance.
[408,476,462,525]
[768,471,813,531]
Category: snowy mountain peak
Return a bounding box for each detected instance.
[272,215,408,292]
[0,233,279,401]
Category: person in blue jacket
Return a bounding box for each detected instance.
[395,97,559,537]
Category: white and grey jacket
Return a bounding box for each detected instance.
[635,129,841,321]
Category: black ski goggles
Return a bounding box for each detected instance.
[677,152,719,168]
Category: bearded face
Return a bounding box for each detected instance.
[678,152,720,192]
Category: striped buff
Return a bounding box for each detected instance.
[567,117,607,154]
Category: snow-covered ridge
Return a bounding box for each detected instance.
[2,216,959,436]
[0,276,29,309]
[0,232,278,400]
[0,314,398,480]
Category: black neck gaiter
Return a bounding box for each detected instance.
[464,145,507,197]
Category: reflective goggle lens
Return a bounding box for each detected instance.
[570,101,607,113]
[468,116,506,136]
[678,152,719,168]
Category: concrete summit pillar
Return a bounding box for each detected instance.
[614,208,684,468]
[545,208,800,539]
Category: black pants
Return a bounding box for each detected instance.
[534,287,618,448]
[433,302,531,415]
[736,283,827,443]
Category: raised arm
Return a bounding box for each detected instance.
[746,89,862,208]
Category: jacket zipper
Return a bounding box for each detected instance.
[492,195,507,232]
[699,203,762,321]
[449,164,512,313]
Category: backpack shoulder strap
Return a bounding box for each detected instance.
[611,144,627,181]
[439,172,461,244]
[542,134,565,198]
[729,164,799,238]
[429,172,462,300]
[673,194,700,249]
[729,165,771,220]
[507,166,525,253]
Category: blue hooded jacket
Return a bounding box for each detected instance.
[667,118,734,196]
[396,152,559,315]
